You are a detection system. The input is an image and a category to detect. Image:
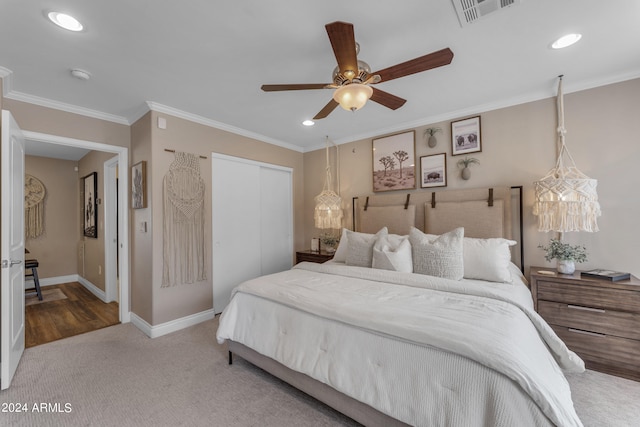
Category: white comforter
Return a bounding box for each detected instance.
[217,262,584,427]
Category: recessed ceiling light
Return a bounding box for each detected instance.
[552,33,582,49]
[302,120,315,126]
[48,12,83,32]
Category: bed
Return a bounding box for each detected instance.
[216,187,584,427]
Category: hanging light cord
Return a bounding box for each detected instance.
[554,75,579,177]
[323,136,340,195]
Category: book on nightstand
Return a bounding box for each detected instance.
[580,269,631,282]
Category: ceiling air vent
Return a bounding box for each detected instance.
[452,0,521,27]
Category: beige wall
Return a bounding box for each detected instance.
[303,78,640,278]
[144,111,304,325]
[4,77,638,328]
[4,100,130,148]
[25,156,79,278]
[77,150,118,291]
[2,99,130,295]
[128,111,305,325]
[130,112,154,323]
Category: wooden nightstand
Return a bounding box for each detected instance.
[530,266,640,381]
[295,250,334,264]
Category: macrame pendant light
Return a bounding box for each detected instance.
[314,137,343,229]
[533,76,600,232]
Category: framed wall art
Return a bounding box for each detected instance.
[451,116,482,156]
[420,153,447,188]
[82,172,98,238]
[131,161,147,209]
[372,130,416,192]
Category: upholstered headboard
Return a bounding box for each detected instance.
[353,186,523,270]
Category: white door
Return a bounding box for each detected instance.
[1,110,26,390]
[259,167,293,275]
[211,154,293,314]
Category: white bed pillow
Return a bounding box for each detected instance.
[345,227,388,267]
[409,227,464,280]
[372,235,413,273]
[463,237,516,283]
[419,231,517,283]
[332,228,351,262]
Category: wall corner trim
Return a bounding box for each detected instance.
[130,309,215,339]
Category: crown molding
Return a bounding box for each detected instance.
[4,91,130,125]
[0,66,13,97]
[146,102,303,153]
[305,71,640,153]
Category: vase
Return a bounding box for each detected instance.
[557,260,575,274]
[428,135,438,148]
[461,167,471,180]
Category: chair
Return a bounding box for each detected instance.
[25,259,42,301]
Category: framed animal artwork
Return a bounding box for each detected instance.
[420,153,447,188]
[451,116,482,156]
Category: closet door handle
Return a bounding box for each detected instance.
[567,304,605,313]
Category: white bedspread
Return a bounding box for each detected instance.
[217,262,584,427]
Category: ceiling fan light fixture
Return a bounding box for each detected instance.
[333,84,373,112]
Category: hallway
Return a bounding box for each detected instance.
[25,282,119,347]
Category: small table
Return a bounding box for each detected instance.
[295,250,334,264]
[530,266,640,381]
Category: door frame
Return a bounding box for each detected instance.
[21,131,130,323]
[104,156,119,303]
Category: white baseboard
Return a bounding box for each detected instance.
[130,309,215,339]
[24,274,105,304]
[77,276,107,303]
[24,274,78,289]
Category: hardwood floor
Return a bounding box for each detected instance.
[25,282,119,348]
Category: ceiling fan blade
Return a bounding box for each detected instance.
[313,99,339,120]
[261,84,331,91]
[370,88,406,110]
[325,21,358,76]
[372,48,454,83]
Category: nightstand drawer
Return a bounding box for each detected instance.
[537,281,640,312]
[538,300,640,341]
[552,325,640,374]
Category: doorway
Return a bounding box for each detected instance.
[20,130,130,323]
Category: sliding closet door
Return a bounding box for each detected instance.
[259,166,293,275]
[211,154,292,314]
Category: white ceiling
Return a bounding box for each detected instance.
[2,1,640,153]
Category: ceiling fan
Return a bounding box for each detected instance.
[261,21,454,120]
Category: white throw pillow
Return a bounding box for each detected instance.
[332,228,351,262]
[419,231,517,283]
[463,237,516,283]
[345,228,388,267]
[409,227,464,280]
[372,235,413,273]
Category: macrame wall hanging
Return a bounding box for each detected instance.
[25,174,46,238]
[162,151,206,287]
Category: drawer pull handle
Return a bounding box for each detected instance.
[567,304,605,313]
[568,328,606,337]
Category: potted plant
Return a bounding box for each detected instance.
[320,232,340,253]
[423,127,442,148]
[457,156,480,180]
[539,238,588,274]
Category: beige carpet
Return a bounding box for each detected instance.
[1,317,638,426]
[25,288,67,306]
